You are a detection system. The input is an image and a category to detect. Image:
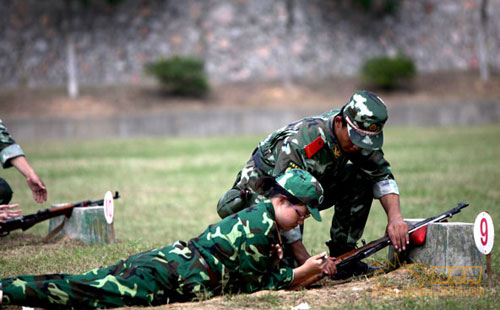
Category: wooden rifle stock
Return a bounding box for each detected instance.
[289,202,469,290]
[0,191,120,236]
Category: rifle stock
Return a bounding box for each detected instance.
[0,191,120,236]
[289,202,469,290]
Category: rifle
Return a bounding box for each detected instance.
[0,191,120,237]
[291,202,469,290]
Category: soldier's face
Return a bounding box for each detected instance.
[274,196,309,231]
[334,117,361,153]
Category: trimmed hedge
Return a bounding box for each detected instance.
[145,56,209,97]
[360,54,416,90]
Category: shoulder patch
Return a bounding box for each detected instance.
[283,160,302,173]
[304,136,324,158]
[333,145,341,158]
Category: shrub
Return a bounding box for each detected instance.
[360,54,417,90]
[352,0,400,16]
[145,56,209,97]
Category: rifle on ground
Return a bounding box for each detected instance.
[0,191,120,237]
[291,202,469,290]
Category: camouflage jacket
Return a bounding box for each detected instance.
[191,200,293,294]
[255,109,399,202]
[0,119,24,168]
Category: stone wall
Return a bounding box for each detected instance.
[0,0,498,87]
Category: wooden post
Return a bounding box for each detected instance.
[486,254,492,286]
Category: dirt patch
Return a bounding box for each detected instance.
[120,265,492,310]
[1,71,499,120]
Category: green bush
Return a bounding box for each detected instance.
[352,0,400,16]
[145,56,209,97]
[360,54,417,90]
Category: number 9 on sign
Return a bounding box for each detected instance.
[473,212,494,255]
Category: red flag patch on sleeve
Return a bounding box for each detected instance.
[304,136,324,158]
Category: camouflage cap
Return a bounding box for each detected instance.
[276,169,324,222]
[342,90,388,150]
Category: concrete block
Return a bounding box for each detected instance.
[48,206,115,245]
[388,221,484,278]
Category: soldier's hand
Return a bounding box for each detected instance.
[386,218,409,251]
[269,244,283,267]
[270,244,283,259]
[0,203,21,224]
[322,257,337,275]
[303,252,328,275]
[26,173,47,203]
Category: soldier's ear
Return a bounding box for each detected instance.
[333,116,342,131]
[272,195,289,211]
[276,195,288,206]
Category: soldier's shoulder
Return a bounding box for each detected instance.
[299,111,337,136]
[241,201,272,217]
[238,201,274,227]
[316,108,341,119]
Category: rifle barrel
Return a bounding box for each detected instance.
[408,202,469,234]
[0,191,120,236]
[290,202,469,290]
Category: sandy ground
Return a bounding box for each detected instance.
[0,71,499,120]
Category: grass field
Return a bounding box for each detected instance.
[0,123,499,309]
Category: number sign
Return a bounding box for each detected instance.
[473,212,494,255]
[104,191,114,224]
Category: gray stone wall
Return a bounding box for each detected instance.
[0,0,499,87]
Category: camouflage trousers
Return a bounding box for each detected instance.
[1,241,216,309]
[217,157,373,256]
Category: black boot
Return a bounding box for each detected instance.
[333,260,378,280]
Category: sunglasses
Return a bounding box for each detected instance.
[292,205,310,220]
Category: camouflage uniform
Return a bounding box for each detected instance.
[1,169,324,309]
[0,119,25,204]
[0,203,290,308]
[217,91,399,255]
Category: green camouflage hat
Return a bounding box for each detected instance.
[342,90,388,150]
[276,169,324,222]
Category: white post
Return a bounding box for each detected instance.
[67,37,79,99]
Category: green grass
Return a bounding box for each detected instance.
[1,124,499,309]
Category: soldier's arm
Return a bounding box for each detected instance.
[10,156,47,203]
[351,150,407,248]
[285,240,310,265]
[268,141,313,265]
[270,139,306,176]
[351,149,399,199]
[380,193,408,251]
[290,252,328,287]
[238,234,294,292]
[0,119,25,169]
[0,120,47,203]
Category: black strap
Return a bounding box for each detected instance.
[251,148,268,174]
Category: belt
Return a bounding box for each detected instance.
[198,255,220,289]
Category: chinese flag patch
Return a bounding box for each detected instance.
[304,136,324,158]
